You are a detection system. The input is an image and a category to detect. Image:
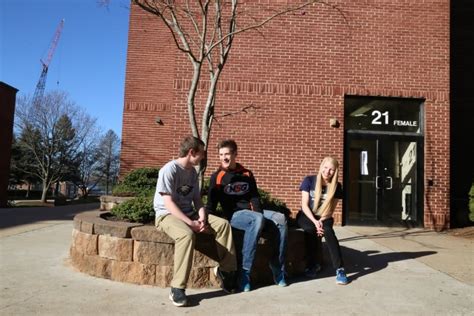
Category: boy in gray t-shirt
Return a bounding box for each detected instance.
[154,159,200,218]
[154,136,237,307]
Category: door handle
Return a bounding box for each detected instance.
[385,176,393,190]
[375,176,381,189]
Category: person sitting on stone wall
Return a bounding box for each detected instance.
[296,156,349,285]
[206,139,288,292]
[153,136,237,307]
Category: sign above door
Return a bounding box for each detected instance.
[345,96,424,134]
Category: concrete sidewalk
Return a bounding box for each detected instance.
[0,204,473,315]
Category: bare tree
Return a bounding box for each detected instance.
[132,1,330,173]
[15,91,97,202]
[57,129,120,198]
[68,135,101,198]
[100,0,343,179]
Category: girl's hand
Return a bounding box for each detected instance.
[315,220,324,236]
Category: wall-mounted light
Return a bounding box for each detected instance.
[330,118,339,128]
[156,116,164,125]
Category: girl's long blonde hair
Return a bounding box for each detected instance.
[312,157,340,219]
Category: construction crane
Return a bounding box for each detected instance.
[32,19,64,108]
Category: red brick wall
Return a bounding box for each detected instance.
[122,0,450,228]
[121,7,177,172]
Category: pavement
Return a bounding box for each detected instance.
[0,204,473,315]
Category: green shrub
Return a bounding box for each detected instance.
[201,194,223,214]
[201,177,223,214]
[258,188,291,218]
[112,167,159,197]
[109,174,289,223]
[201,177,211,195]
[110,196,154,223]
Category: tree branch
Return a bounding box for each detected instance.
[205,0,321,55]
[133,0,197,60]
[212,104,260,127]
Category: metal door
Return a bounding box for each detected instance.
[345,135,422,225]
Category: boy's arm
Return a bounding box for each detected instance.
[192,177,207,228]
[161,194,193,225]
[248,172,262,212]
[157,164,204,232]
[162,194,203,232]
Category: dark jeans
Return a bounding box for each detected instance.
[296,212,344,269]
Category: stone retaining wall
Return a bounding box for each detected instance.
[70,210,307,288]
[99,195,134,211]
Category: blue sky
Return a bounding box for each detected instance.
[1,0,130,136]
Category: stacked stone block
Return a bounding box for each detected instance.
[70,210,307,288]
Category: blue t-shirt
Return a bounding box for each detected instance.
[299,175,343,210]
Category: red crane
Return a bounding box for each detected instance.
[32,19,65,108]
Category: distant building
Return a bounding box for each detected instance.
[121,1,473,229]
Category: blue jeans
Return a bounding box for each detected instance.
[230,209,287,272]
[263,210,288,272]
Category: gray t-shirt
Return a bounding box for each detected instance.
[153,160,200,218]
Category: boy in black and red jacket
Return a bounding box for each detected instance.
[206,139,288,292]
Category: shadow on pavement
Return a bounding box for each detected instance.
[0,203,100,229]
[341,246,437,283]
[184,243,437,295]
[285,245,436,286]
[186,289,228,307]
[340,227,443,242]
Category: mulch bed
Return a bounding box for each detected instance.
[447,226,474,239]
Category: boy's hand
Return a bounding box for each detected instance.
[197,207,209,232]
[190,220,206,233]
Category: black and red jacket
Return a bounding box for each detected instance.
[206,163,262,220]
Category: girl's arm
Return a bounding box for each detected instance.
[301,191,324,235]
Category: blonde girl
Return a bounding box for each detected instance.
[296,157,348,285]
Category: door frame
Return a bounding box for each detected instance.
[343,131,425,227]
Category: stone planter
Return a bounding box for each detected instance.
[70,210,307,288]
[99,195,134,211]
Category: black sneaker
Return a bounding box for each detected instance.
[213,267,236,293]
[169,287,187,307]
[304,263,322,278]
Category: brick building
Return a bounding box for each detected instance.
[0,82,18,207]
[121,1,455,229]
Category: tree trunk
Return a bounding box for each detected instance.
[54,181,60,197]
[105,174,110,195]
[81,187,88,198]
[41,184,48,203]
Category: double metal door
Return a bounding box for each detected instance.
[345,134,423,226]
